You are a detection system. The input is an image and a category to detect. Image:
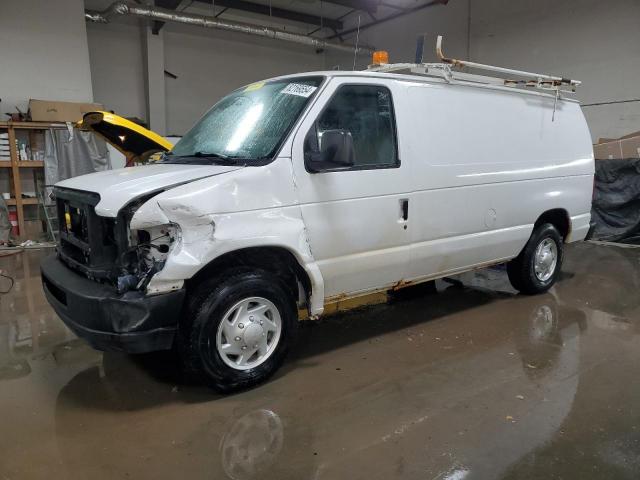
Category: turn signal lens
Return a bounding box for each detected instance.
[372,50,389,65]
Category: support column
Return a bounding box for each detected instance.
[143,19,167,135]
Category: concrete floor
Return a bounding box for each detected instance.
[1,243,639,479]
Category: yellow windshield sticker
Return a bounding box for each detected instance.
[244,82,265,92]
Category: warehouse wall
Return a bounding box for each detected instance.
[86,21,147,122]
[85,1,463,135]
[163,24,345,135]
[86,0,639,141]
[467,0,640,142]
[359,0,639,142]
[355,0,470,64]
[0,0,94,114]
[87,20,351,135]
[86,0,467,135]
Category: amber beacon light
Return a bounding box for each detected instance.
[372,50,389,65]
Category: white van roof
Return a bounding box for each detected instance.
[265,35,581,104]
[266,68,581,104]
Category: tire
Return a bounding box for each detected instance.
[507,223,563,295]
[177,268,297,392]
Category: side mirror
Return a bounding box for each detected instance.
[304,127,355,172]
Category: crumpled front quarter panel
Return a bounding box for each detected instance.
[131,157,325,314]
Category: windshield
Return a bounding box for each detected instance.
[167,76,324,164]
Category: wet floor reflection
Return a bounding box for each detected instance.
[1,244,640,479]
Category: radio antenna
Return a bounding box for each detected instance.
[352,15,361,70]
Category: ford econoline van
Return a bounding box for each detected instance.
[41,59,594,391]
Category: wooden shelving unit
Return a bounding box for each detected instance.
[0,121,66,240]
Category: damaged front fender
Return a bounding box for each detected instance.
[129,157,325,316]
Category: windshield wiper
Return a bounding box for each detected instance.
[160,151,269,166]
[192,152,244,165]
[161,151,244,165]
[192,151,230,159]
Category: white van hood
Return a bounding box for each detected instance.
[55,164,241,217]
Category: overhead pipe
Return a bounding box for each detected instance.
[85,1,375,55]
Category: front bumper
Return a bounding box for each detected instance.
[41,254,185,353]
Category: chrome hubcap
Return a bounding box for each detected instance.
[534,238,557,282]
[216,297,282,370]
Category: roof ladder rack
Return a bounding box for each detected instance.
[368,35,581,95]
[435,35,580,92]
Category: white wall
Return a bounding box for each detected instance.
[86,20,147,121]
[85,0,469,135]
[467,0,640,142]
[0,0,94,114]
[87,0,639,141]
[163,24,338,135]
[357,0,639,142]
[87,19,351,135]
[356,0,470,65]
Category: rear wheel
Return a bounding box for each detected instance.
[507,223,563,294]
[178,269,297,392]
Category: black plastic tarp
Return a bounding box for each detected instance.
[591,158,640,241]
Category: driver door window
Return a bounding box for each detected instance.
[315,85,398,169]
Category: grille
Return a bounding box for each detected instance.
[55,188,123,282]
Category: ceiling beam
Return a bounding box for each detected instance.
[317,0,379,13]
[326,0,449,40]
[192,0,343,30]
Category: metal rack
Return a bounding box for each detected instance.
[0,121,66,240]
[368,35,581,96]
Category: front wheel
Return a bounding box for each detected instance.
[507,223,564,295]
[178,269,297,392]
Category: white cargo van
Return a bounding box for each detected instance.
[41,45,594,391]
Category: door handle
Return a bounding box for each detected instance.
[400,199,409,221]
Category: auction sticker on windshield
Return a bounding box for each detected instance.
[281,83,318,98]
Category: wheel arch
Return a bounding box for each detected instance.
[534,209,571,242]
[186,246,314,311]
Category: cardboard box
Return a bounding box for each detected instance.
[594,141,622,160]
[619,130,640,140]
[594,132,640,160]
[621,136,640,159]
[29,99,103,123]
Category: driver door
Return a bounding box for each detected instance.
[290,79,411,299]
